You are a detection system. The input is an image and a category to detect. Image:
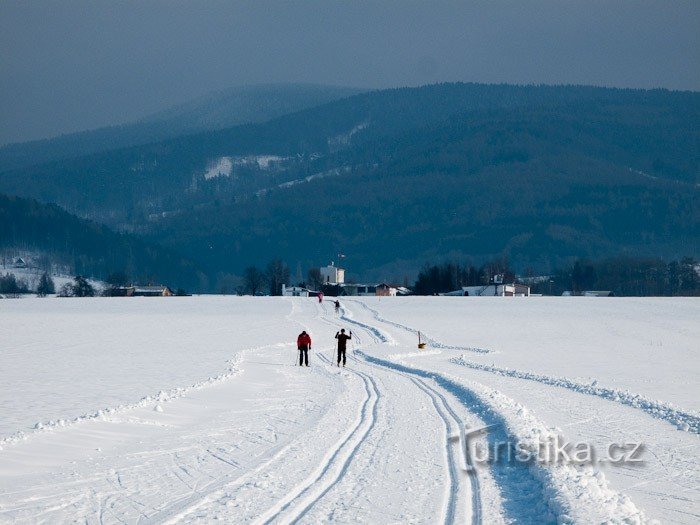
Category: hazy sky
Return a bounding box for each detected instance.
[1,1,698,145]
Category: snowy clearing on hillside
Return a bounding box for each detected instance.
[0,266,105,294]
[203,155,288,180]
[0,296,697,524]
[203,156,234,180]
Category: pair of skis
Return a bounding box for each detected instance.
[293,351,346,367]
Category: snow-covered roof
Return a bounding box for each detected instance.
[134,285,170,292]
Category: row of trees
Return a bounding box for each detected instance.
[240,259,294,296]
[412,256,698,296]
[413,259,515,295]
[234,260,326,296]
[539,256,698,296]
[413,256,699,296]
[1,272,96,297]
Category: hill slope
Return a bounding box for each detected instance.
[0,83,363,172]
[0,193,200,289]
[0,83,697,280]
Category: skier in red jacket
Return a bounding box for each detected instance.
[297,330,312,366]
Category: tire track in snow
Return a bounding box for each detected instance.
[253,356,380,525]
[451,356,700,434]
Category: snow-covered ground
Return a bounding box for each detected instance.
[0,296,697,523]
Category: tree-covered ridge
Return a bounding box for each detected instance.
[0,82,697,280]
[0,193,200,289]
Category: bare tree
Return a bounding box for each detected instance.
[307,267,323,290]
[266,259,290,296]
[243,266,266,295]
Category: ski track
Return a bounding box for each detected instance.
[343,298,650,524]
[451,357,700,434]
[345,299,492,354]
[1,297,664,524]
[409,376,483,524]
[317,300,479,524]
[242,299,382,525]
[347,297,697,436]
[355,349,556,524]
[252,361,380,524]
[357,352,479,525]
[142,442,295,524]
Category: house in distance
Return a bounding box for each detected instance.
[111,285,173,297]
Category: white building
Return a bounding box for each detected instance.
[320,262,345,285]
[441,283,530,297]
[282,285,310,297]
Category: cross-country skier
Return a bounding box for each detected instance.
[334,328,352,367]
[297,330,312,366]
[334,299,340,313]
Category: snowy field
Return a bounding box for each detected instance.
[0,296,698,524]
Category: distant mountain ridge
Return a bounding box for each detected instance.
[0,82,697,284]
[0,83,364,172]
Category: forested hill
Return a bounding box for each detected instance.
[0,193,200,289]
[0,83,363,172]
[0,83,697,282]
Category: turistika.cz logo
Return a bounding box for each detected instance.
[449,425,645,470]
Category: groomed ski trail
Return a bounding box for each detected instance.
[252,357,380,525]
[338,298,651,524]
[314,300,483,524]
[450,357,700,434]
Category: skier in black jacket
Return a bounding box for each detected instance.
[334,328,352,367]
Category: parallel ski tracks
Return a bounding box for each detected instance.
[253,354,380,525]
[410,376,482,524]
[352,352,482,525]
[317,300,482,525]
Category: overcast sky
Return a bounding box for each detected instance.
[1,1,698,145]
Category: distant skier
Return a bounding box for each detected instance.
[334,299,340,313]
[334,328,352,367]
[318,292,324,304]
[297,330,312,367]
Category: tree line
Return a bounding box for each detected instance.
[412,256,698,296]
[0,272,93,297]
[538,256,698,296]
[413,259,515,295]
